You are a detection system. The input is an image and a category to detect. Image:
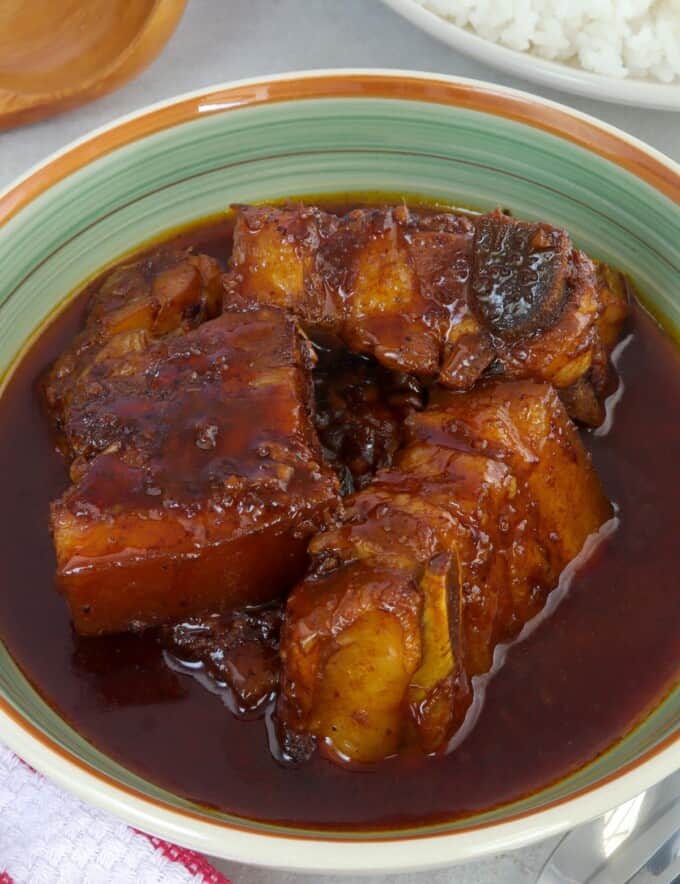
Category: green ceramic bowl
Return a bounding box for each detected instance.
[0,71,678,874]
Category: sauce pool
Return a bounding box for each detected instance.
[0,214,678,830]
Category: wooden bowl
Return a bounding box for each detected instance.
[0,0,187,130]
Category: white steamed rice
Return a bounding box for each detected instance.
[418,0,680,82]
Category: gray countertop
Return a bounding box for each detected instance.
[1,0,679,190]
[1,2,677,882]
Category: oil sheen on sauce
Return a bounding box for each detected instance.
[0,211,678,831]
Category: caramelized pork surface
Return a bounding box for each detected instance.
[226,205,628,425]
[48,306,338,635]
[160,603,283,716]
[276,381,612,763]
[45,248,222,466]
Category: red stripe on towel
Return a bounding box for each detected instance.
[140,834,231,884]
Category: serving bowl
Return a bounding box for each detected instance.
[383,0,680,111]
[0,70,678,874]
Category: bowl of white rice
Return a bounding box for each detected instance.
[383,0,680,109]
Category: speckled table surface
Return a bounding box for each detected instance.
[1,2,677,882]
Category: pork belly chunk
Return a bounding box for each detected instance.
[227,205,628,425]
[44,247,223,463]
[228,204,472,376]
[50,307,338,635]
[276,380,611,764]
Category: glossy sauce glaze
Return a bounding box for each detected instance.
[0,211,678,830]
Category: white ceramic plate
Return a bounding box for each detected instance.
[383,0,680,110]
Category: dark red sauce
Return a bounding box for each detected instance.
[0,211,678,831]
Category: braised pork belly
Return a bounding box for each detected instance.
[41,201,629,767]
[313,347,426,494]
[226,204,628,425]
[44,258,338,635]
[276,381,611,763]
[45,248,223,466]
[161,602,283,716]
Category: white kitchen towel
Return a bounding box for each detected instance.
[0,743,230,884]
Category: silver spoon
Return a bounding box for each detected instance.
[536,771,680,884]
